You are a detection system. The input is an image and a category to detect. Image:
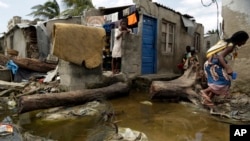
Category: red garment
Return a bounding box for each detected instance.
[177,63,184,70]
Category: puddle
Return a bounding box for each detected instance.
[0,90,230,141]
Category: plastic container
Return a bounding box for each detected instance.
[231,72,237,80]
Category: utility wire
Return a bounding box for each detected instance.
[201,0,220,38]
[201,0,214,7]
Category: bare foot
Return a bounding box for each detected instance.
[201,99,215,109]
[200,90,212,103]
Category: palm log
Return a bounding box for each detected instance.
[18,82,130,114]
[0,54,56,73]
[150,64,200,101]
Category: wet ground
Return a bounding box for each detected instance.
[0,90,234,141]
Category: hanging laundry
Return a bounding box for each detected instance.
[104,14,112,23]
[129,5,137,13]
[123,8,130,16]
[127,12,138,26]
[103,22,115,33]
[111,12,118,22]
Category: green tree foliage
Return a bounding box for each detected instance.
[61,0,94,16]
[206,29,219,35]
[28,0,60,19]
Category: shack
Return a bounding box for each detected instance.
[85,0,204,78]
[3,24,38,59]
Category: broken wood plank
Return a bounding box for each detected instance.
[0,80,26,89]
[18,82,130,114]
[0,88,14,97]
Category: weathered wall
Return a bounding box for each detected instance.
[222,0,250,94]
[0,37,4,54]
[36,24,50,60]
[5,29,26,57]
[230,59,250,94]
[222,0,250,58]
[122,34,141,78]
[134,0,204,74]
[222,0,250,38]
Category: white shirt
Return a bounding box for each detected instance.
[112,28,123,58]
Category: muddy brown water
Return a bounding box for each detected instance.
[0,90,235,141]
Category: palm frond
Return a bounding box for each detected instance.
[28,0,60,19]
[62,0,94,16]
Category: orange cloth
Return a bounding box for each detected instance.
[127,13,137,26]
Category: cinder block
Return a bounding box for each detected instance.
[46,54,59,64]
[58,59,102,90]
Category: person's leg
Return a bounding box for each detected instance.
[200,87,212,102]
[114,58,118,74]
[117,57,121,73]
[112,58,116,74]
[200,87,215,108]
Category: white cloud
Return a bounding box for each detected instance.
[0,1,8,8]
[179,0,202,7]
[174,0,222,32]
[92,0,133,8]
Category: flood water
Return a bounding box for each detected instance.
[0,90,230,141]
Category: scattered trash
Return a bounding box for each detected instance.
[140,101,153,106]
[7,99,16,109]
[0,116,22,141]
[106,127,148,141]
[0,124,13,136]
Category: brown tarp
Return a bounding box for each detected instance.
[52,23,106,68]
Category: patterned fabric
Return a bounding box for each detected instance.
[208,83,230,96]
[204,57,231,85]
[204,56,231,95]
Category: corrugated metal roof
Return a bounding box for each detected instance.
[99,5,133,15]
[153,2,194,18]
[0,34,4,39]
[16,23,31,29]
[95,2,195,19]
[5,23,34,35]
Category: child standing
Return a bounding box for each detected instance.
[111,19,131,74]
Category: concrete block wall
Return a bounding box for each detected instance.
[122,34,141,78]
[58,60,102,91]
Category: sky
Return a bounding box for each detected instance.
[0,0,221,34]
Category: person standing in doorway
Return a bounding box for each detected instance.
[111,18,131,74]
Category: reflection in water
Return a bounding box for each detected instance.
[0,90,230,141]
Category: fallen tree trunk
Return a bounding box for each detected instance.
[18,82,130,114]
[0,54,56,73]
[150,63,200,102]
